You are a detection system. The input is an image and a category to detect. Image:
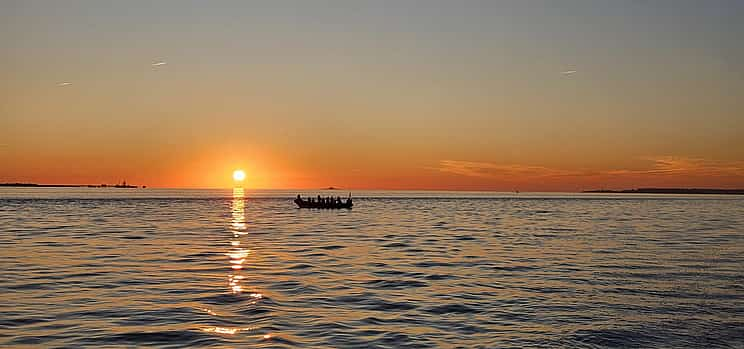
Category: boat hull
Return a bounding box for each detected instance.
[294,198,352,209]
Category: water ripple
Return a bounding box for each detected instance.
[1,192,743,347]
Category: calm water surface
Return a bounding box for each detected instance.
[1,188,743,348]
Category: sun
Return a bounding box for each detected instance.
[232,169,246,182]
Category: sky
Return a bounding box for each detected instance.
[1,0,743,190]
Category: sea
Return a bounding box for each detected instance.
[1,188,743,348]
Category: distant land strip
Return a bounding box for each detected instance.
[583,188,744,195]
[0,183,143,188]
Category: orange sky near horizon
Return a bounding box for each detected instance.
[2,2,743,191]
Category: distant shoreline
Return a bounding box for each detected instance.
[0,183,143,189]
[583,188,744,195]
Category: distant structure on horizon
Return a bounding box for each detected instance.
[0,180,144,189]
[113,180,137,188]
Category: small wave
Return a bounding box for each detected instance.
[120,235,146,240]
[287,263,313,269]
[413,261,456,268]
[363,279,428,289]
[0,316,51,327]
[491,265,539,272]
[365,300,418,312]
[318,245,345,250]
[382,242,410,248]
[569,327,661,347]
[423,274,456,280]
[86,330,217,346]
[424,303,479,314]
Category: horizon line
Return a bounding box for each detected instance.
[3,183,744,193]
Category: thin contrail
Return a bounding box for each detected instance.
[58,82,72,86]
[152,61,167,66]
[561,70,577,75]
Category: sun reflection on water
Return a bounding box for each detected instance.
[199,187,272,339]
[228,187,249,294]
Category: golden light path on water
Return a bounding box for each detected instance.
[229,187,248,293]
[200,187,268,340]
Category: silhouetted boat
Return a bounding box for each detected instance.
[294,195,353,209]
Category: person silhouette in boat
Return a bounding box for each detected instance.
[294,193,352,208]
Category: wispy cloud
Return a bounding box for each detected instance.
[151,61,167,66]
[436,157,744,180]
[605,156,744,177]
[58,82,72,86]
[560,70,577,75]
[436,160,579,179]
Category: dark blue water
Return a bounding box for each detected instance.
[1,188,743,348]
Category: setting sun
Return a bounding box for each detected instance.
[232,170,246,182]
